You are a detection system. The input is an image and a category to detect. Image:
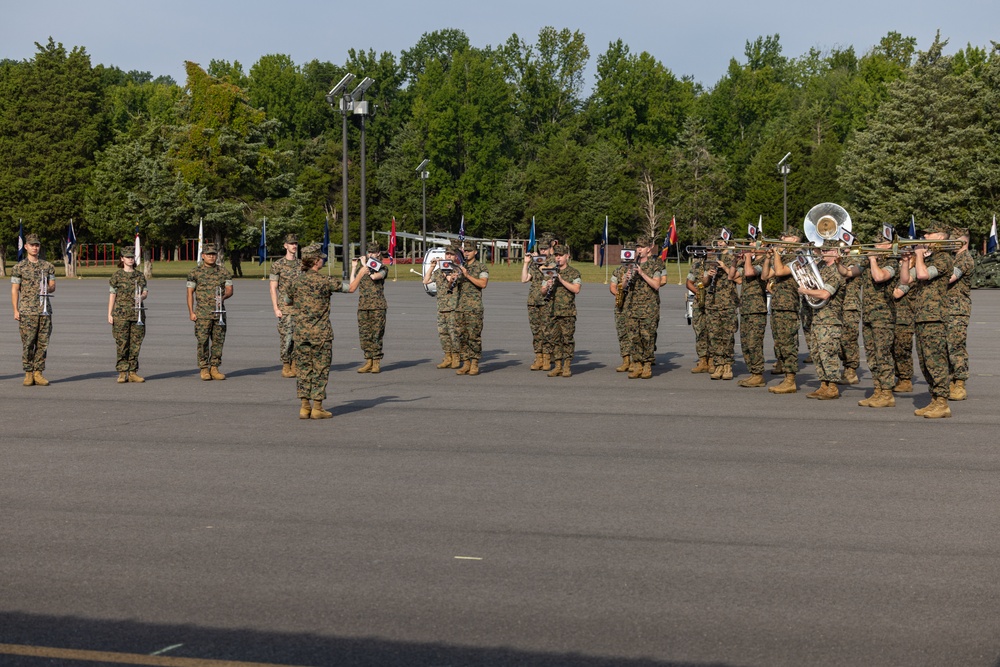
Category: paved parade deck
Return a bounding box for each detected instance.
[2,278,1000,666]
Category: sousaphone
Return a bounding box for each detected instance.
[804,202,852,247]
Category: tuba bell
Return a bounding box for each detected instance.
[804,203,852,248]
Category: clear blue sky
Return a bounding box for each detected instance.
[3,0,997,89]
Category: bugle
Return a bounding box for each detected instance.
[135,283,146,326]
[213,286,227,326]
[39,274,52,316]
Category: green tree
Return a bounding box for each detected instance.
[667,117,731,244]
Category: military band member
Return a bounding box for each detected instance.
[285,244,350,419]
[610,242,636,372]
[764,233,803,394]
[857,237,898,407]
[522,233,555,370]
[901,221,955,418]
[455,242,489,376]
[798,240,845,399]
[186,244,233,380]
[108,247,147,383]
[625,236,664,379]
[11,233,56,386]
[350,241,388,374]
[269,233,300,378]
[705,238,738,381]
[946,227,973,400]
[837,247,864,385]
[892,254,916,393]
[685,245,710,373]
[736,248,767,387]
[541,245,582,377]
[424,246,461,369]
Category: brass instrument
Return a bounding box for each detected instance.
[615,265,635,311]
[789,250,829,309]
[804,202,852,247]
[852,238,965,256]
[135,282,146,326]
[213,286,227,326]
[541,265,560,301]
[39,272,52,316]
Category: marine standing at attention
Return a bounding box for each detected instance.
[270,233,300,378]
[187,244,233,381]
[11,233,56,386]
[108,247,148,383]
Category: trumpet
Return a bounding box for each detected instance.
[541,265,560,301]
[134,282,146,326]
[39,273,52,316]
[789,251,829,309]
[213,286,227,326]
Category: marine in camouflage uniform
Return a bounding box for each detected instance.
[946,229,974,400]
[424,248,460,369]
[108,247,147,383]
[625,236,664,379]
[837,255,864,384]
[10,233,56,386]
[799,242,844,399]
[349,241,388,373]
[455,243,489,376]
[610,244,636,372]
[685,253,710,372]
[765,239,803,394]
[857,246,898,407]
[705,243,738,381]
[541,245,582,377]
[892,255,916,393]
[522,234,555,371]
[269,234,301,377]
[285,244,349,419]
[736,250,767,387]
[904,222,955,418]
[186,244,234,380]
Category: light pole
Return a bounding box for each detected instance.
[350,77,375,256]
[416,159,429,257]
[778,152,791,234]
[326,73,355,281]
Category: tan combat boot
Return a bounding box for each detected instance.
[456,360,471,375]
[529,353,543,371]
[806,382,826,399]
[843,368,860,385]
[707,359,717,374]
[290,360,297,375]
[738,374,766,388]
[770,361,783,375]
[451,356,461,369]
[817,382,840,400]
[281,363,296,378]
[357,359,373,374]
[23,372,34,386]
[468,360,480,376]
[950,379,967,401]
[33,371,49,386]
[200,367,212,381]
[437,353,453,369]
[868,389,895,408]
[540,354,552,371]
[769,374,797,394]
[128,372,145,383]
[922,396,951,419]
[913,400,935,417]
[547,359,563,377]
[616,355,631,372]
[117,371,128,384]
[710,363,724,380]
[627,361,643,379]
[209,367,226,380]
[858,390,875,407]
[690,357,709,373]
[561,358,572,377]
[893,379,912,393]
[721,365,734,381]
[640,362,652,379]
[311,400,333,419]
[370,359,381,374]
[299,398,311,419]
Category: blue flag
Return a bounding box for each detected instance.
[16,221,25,261]
[528,216,536,252]
[908,215,916,240]
[257,219,267,266]
[66,220,77,253]
[988,215,997,254]
[599,216,608,268]
[321,216,330,259]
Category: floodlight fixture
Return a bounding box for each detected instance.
[778,152,791,167]
[326,73,356,103]
[415,159,430,173]
[350,77,375,101]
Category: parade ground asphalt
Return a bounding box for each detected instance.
[2,275,1000,667]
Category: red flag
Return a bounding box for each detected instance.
[388,217,397,265]
[660,216,678,260]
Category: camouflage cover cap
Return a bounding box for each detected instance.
[552,244,569,255]
[202,243,218,254]
[368,241,382,253]
[24,233,40,244]
[120,247,135,258]
[302,243,327,259]
[284,233,298,244]
[635,235,652,247]
[923,220,948,234]
[951,227,969,238]
[821,239,841,249]
[623,242,637,250]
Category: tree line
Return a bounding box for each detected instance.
[0,29,998,269]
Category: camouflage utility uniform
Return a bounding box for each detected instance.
[705,254,738,371]
[270,256,301,365]
[839,258,864,378]
[860,256,898,393]
[109,268,147,373]
[947,249,974,384]
[187,263,233,370]
[11,258,56,372]
[687,257,709,361]
[769,252,801,376]
[456,259,489,363]
[737,258,767,376]
[544,263,582,367]
[286,271,347,402]
[431,265,459,360]
[625,257,665,366]
[807,263,844,384]
[356,263,388,362]
[893,272,916,387]
[911,251,954,399]
[611,263,632,359]
[526,259,549,356]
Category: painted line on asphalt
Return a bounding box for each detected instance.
[0,643,310,667]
